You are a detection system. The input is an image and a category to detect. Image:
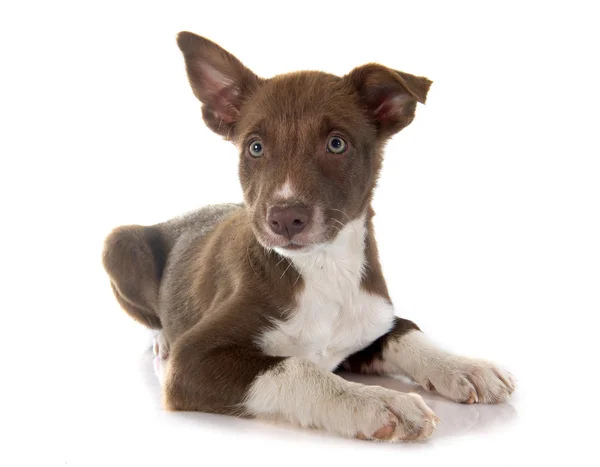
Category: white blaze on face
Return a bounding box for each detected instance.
[273,178,295,201]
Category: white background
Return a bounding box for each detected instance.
[1,1,599,466]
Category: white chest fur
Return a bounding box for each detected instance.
[259,215,395,371]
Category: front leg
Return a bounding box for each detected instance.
[343,318,516,404]
[161,314,438,441]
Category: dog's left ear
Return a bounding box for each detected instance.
[346,64,432,137]
[177,32,262,139]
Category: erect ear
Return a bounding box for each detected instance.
[177,32,262,139]
[346,64,432,137]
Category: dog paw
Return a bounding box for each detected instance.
[152,332,169,360]
[420,357,516,404]
[341,386,438,441]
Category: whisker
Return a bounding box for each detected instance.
[330,208,352,223]
[330,208,360,238]
[246,244,258,277]
[292,271,302,288]
[329,218,345,229]
[280,259,294,279]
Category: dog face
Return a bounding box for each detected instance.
[177,32,431,254]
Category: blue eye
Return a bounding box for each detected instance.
[327,136,347,154]
[248,139,264,158]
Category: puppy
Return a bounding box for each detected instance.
[103,32,515,442]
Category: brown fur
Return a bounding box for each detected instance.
[103,32,431,416]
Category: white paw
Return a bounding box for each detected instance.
[419,357,516,404]
[338,386,438,441]
[153,355,167,386]
[152,332,169,360]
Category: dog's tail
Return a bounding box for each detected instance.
[102,225,169,329]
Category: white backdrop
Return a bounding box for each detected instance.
[1,1,598,466]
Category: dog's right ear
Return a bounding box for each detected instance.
[346,64,432,138]
[177,32,262,138]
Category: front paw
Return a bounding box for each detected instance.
[339,386,438,441]
[421,357,516,404]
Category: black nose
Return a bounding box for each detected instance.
[267,205,311,239]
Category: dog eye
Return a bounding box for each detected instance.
[248,139,264,158]
[326,136,347,154]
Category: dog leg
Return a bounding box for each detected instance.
[162,332,437,441]
[343,318,516,404]
[246,357,437,441]
[102,225,167,329]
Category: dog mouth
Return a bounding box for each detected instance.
[272,241,320,257]
[258,233,327,255]
[272,238,317,252]
[259,226,335,251]
[253,207,345,253]
[280,243,305,251]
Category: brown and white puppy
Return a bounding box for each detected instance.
[102,32,515,442]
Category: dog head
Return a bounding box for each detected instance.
[177,32,431,255]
